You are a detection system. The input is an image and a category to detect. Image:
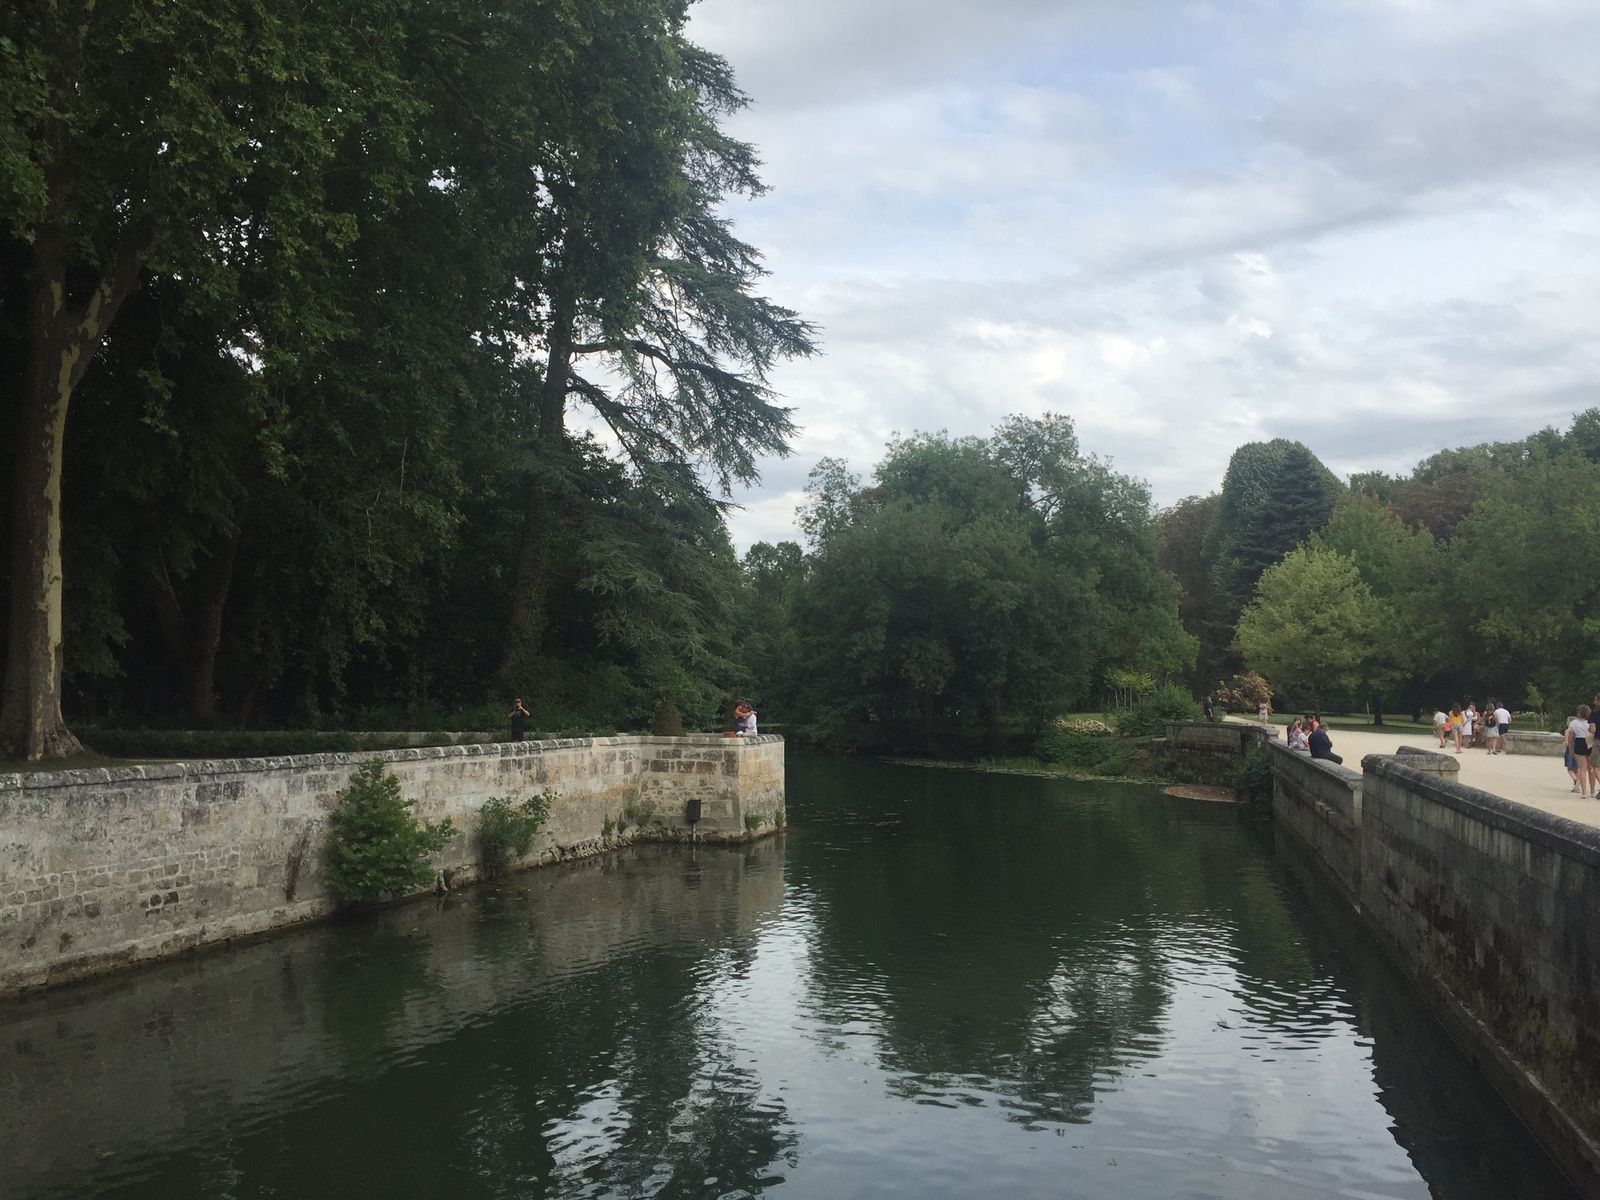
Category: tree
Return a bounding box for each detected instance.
[1202,440,1342,669]
[782,415,1192,753]
[1314,492,1444,720]
[1157,494,1218,682]
[1,0,409,757]
[498,9,814,680]
[1235,544,1389,711]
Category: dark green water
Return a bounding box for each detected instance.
[0,757,1577,1199]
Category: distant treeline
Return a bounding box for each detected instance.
[1160,410,1600,721]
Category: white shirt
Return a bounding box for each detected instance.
[1569,718,1590,742]
[1463,711,1476,732]
[1494,707,1510,726]
[1433,711,1449,727]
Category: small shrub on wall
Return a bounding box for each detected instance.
[325,759,456,902]
[1234,744,1274,820]
[478,793,554,876]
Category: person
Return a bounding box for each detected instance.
[1565,704,1593,796]
[1307,716,1342,764]
[1462,703,1478,749]
[1564,737,1584,794]
[508,698,529,742]
[1287,717,1309,751]
[1590,696,1600,781]
[1449,706,1464,753]
[1432,708,1450,749]
[1491,700,1511,754]
[1203,696,1215,722]
[1258,700,1271,725]
[734,701,758,737]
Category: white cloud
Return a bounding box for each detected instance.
[694,0,1600,549]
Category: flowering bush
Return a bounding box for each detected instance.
[1054,716,1114,736]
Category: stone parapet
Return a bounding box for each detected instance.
[0,735,784,996]
[1504,730,1566,757]
[1267,742,1363,904]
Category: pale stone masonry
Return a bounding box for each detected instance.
[0,734,784,996]
[1171,715,1600,1200]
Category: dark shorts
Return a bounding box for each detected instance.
[1575,739,1590,758]
[1498,723,1509,736]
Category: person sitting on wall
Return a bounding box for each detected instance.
[734,702,758,737]
[1307,716,1342,765]
[508,698,529,742]
[1286,717,1309,751]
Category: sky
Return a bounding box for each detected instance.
[682,0,1600,549]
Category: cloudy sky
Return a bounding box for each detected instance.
[682,0,1600,548]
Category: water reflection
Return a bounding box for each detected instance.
[0,757,1577,1200]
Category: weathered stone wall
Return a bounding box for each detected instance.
[1267,743,1363,906]
[1358,755,1600,1195]
[0,734,784,996]
[1504,730,1565,757]
[1164,720,1278,782]
[1269,741,1600,1196]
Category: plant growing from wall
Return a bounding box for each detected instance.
[477,792,554,876]
[325,760,456,902]
[1234,743,1274,821]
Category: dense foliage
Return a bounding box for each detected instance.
[476,793,553,876]
[1176,410,1600,721]
[0,0,814,755]
[324,759,456,902]
[743,414,1196,755]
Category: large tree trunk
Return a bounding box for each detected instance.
[0,246,138,759]
[145,533,240,725]
[500,293,576,680]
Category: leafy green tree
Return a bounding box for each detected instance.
[1447,452,1600,704]
[1,0,410,757]
[324,759,456,902]
[1235,544,1389,711]
[1157,494,1218,683]
[1314,492,1444,720]
[1202,439,1342,675]
[783,416,1192,753]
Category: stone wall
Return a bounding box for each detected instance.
[1164,720,1278,782]
[1267,743,1362,906]
[1267,742,1600,1197]
[1504,730,1565,757]
[1359,755,1600,1195]
[0,734,784,996]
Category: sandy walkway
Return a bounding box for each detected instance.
[1242,720,1600,831]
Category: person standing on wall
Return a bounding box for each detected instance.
[508,698,530,742]
[1565,704,1593,796]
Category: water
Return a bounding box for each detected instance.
[0,756,1576,1199]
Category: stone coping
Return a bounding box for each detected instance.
[1363,753,1600,870]
[0,734,785,794]
[1266,739,1361,786]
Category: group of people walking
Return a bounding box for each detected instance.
[1430,702,1512,754]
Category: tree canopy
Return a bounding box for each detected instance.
[0,0,812,754]
[754,415,1194,754]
